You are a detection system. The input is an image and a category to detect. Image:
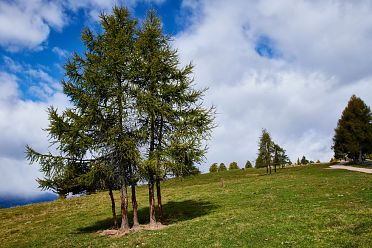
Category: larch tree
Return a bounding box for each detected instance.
[256,129,289,173]
[257,129,273,174]
[133,10,215,226]
[27,6,215,232]
[272,144,289,171]
[27,7,141,231]
[333,95,372,162]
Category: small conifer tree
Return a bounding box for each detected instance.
[218,163,227,172]
[209,163,218,173]
[245,160,252,169]
[229,162,239,170]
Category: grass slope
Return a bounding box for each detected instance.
[0,165,371,247]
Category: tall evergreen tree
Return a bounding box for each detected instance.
[26,7,215,231]
[333,95,372,162]
[257,129,273,174]
[133,10,215,226]
[26,7,141,231]
[256,129,289,173]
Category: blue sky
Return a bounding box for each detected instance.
[0,0,185,101]
[1,0,372,196]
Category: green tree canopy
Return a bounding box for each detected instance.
[256,129,289,173]
[257,129,273,173]
[245,160,252,169]
[209,163,218,173]
[229,162,239,170]
[333,95,372,162]
[218,163,227,172]
[255,154,265,168]
[26,7,142,230]
[26,7,215,231]
[133,10,215,225]
[301,156,309,165]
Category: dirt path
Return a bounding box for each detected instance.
[328,165,372,174]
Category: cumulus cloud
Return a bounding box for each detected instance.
[66,0,166,20]
[0,0,65,51]
[2,0,372,195]
[0,71,69,195]
[0,0,168,195]
[175,0,372,170]
[0,0,166,51]
[52,46,69,59]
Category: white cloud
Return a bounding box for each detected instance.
[175,0,372,170]
[2,0,372,195]
[0,0,166,51]
[0,72,18,101]
[0,71,69,195]
[0,0,66,51]
[52,47,69,59]
[0,157,43,195]
[2,56,23,73]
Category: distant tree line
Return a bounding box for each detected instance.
[209,161,253,172]
[26,7,214,232]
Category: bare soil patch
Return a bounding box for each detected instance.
[97,223,168,237]
[328,165,372,174]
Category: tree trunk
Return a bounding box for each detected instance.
[148,176,157,228]
[108,187,118,228]
[131,184,139,229]
[120,184,130,231]
[274,164,277,173]
[155,115,164,222]
[156,177,163,222]
[266,165,268,174]
[269,164,272,174]
[58,193,66,199]
[359,150,362,163]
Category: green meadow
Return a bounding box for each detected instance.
[0,164,371,247]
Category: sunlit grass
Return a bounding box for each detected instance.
[0,164,371,247]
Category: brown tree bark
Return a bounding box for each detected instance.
[148,113,157,228]
[148,176,157,228]
[155,116,164,222]
[108,187,118,228]
[120,184,130,231]
[156,178,163,222]
[359,150,362,163]
[131,184,139,229]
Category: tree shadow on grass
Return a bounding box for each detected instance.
[76,199,218,233]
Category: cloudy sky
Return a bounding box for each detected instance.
[0,0,371,196]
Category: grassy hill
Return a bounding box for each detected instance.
[0,164,371,247]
